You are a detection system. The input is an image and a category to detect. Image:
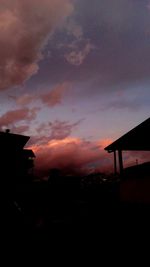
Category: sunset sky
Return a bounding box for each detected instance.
[0,0,150,175]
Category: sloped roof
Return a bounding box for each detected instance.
[105,118,150,152]
[0,131,30,150]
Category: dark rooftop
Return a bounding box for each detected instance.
[0,131,30,150]
[105,117,150,152]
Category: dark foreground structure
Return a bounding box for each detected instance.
[105,118,150,203]
[105,117,150,174]
[1,130,36,241]
[2,130,117,244]
[2,124,150,256]
[0,130,35,184]
[102,118,150,257]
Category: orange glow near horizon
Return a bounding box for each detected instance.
[97,138,113,149]
[28,137,82,153]
[28,137,113,153]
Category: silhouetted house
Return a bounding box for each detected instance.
[0,130,35,184]
[104,118,150,203]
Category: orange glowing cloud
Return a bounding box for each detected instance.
[28,137,114,178]
[97,138,113,149]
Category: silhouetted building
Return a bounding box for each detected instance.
[104,117,150,174]
[104,118,150,203]
[0,130,35,185]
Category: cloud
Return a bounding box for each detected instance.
[0,0,74,90]
[28,133,150,178]
[56,19,94,67]
[107,99,141,111]
[28,137,113,177]
[9,81,71,107]
[49,119,84,140]
[65,20,83,40]
[65,41,95,66]
[30,119,84,145]
[0,107,38,128]
[37,0,150,100]
[16,94,35,106]
[99,92,145,112]
[10,125,29,134]
[40,82,71,107]
[27,118,84,146]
